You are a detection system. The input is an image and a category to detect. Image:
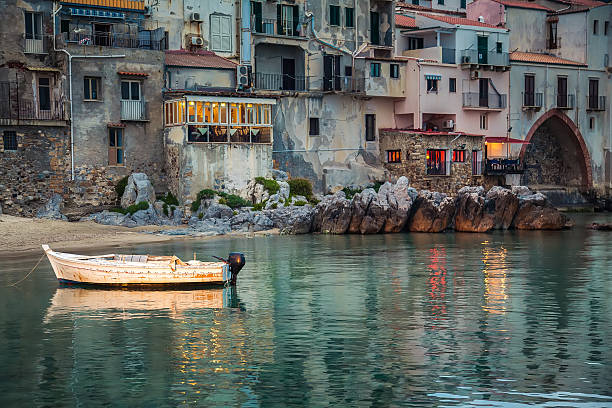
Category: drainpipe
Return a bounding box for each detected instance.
[53,3,125,181]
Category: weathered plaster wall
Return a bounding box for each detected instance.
[554,11,588,64]
[467,0,506,28]
[379,129,484,195]
[166,66,235,90]
[505,8,548,52]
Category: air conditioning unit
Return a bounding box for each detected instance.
[462,55,471,64]
[236,65,250,90]
[471,70,480,80]
[143,6,152,16]
[191,36,204,46]
[191,12,202,22]
[443,120,455,129]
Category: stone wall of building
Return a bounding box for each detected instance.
[379,129,484,196]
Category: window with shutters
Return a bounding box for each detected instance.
[387,150,401,163]
[345,7,354,28]
[588,79,599,109]
[3,131,17,151]
[210,14,231,52]
[108,128,124,166]
[277,4,298,36]
[524,74,535,106]
[330,5,340,26]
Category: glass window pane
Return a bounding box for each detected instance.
[230,104,238,124]
[204,103,211,123]
[131,82,140,100]
[121,82,130,100]
[109,129,115,147]
[220,103,227,123]
[196,102,204,122]
[188,102,195,122]
[117,149,123,164]
[116,129,123,147]
[212,103,219,123]
[84,78,90,99]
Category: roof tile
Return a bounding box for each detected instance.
[396,14,418,28]
[490,0,552,11]
[420,13,503,29]
[165,50,237,69]
[510,51,587,66]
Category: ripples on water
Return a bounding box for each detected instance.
[0,214,611,407]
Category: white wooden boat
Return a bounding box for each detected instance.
[42,245,245,286]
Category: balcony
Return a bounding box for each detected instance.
[23,34,48,54]
[555,94,575,109]
[522,92,543,110]
[403,47,456,64]
[459,49,510,69]
[121,100,147,121]
[0,99,66,123]
[252,17,305,38]
[370,30,392,47]
[485,158,523,175]
[587,95,606,111]
[462,93,507,110]
[60,0,146,11]
[63,31,166,50]
[254,72,308,92]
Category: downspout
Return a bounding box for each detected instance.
[53,3,126,181]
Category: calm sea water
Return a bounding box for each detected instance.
[1,214,611,407]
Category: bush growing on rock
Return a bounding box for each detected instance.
[255,177,280,195]
[223,194,250,209]
[161,191,179,206]
[191,189,216,212]
[110,201,149,216]
[288,178,314,201]
[115,176,129,200]
[342,186,362,200]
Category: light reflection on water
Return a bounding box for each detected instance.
[0,214,611,407]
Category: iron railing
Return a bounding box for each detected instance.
[63,31,166,50]
[462,92,507,109]
[459,49,510,67]
[555,93,575,109]
[0,98,65,121]
[485,158,523,175]
[442,48,456,64]
[522,92,543,108]
[120,100,147,121]
[23,34,49,54]
[252,17,304,37]
[254,72,308,91]
[587,95,606,111]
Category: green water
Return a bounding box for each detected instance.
[1,214,611,407]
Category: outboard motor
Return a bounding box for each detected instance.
[227,252,245,285]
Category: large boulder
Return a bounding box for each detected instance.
[36,194,67,221]
[86,210,136,227]
[485,186,519,230]
[265,206,314,234]
[382,177,416,233]
[271,169,289,181]
[252,212,275,232]
[512,193,572,230]
[454,186,494,233]
[203,203,234,220]
[348,188,389,234]
[265,180,290,209]
[121,173,156,208]
[131,207,160,226]
[189,218,231,236]
[230,211,254,232]
[407,191,455,232]
[241,179,269,205]
[312,191,352,234]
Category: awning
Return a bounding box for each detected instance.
[70,8,125,19]
[118,71,149,77]
[28,66,61,72]
[185,95,277,105]
[485,137,530,144]
[425,74,442,80]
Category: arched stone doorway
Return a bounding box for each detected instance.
[520,110,592,192]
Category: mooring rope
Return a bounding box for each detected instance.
[5,254,45,287]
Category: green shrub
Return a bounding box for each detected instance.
[161,191,179,206]
[342,187,362,200]
[233,210,238,216]
[162,203,169,216]
[255,177,280,195]
[270,202,278,209]
[293,200,308,207]
[110,207,127,215]
[125,201,149,215]
[288,178,313,201]
[171,205,176,212]
[309,198,320,206]
[197,189,215,200]
[252,202,265,211]
[198,212,204,219]
[115,176,129,199]
[224,194,250,209]
[218,198,227,205]
[216,191,228,199]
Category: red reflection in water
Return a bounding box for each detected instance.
[427,246,447,326]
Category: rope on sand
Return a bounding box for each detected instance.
[5,254,45,287]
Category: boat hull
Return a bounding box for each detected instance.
[43,246,231,286]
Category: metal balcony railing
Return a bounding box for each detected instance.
[555,93,575,109]
[459,49,510,67]
[522,92,543,108]
[23,34,48,54]
[64,31,166,50]
[254,72,308,91]
[462,92,507,109]
[485,158,523,175]
[442,48,456,64]
[0,98,65,121]
[121,100,147,121]
[252,17,304,37]
[587,95,606,111]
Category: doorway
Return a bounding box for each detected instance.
[479,78,489,107]
[282,58,295,91]
[477,36,488,64]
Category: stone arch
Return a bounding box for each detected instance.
[519,109,592,191]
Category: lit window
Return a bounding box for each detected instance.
[453,150,466,162]
[426,149,447,175]
[387,150,401,163]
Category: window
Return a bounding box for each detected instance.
[589,117,594,129]
[460,0,466,8]
[548,22,558,48]
[210,14,231,52]
[60,20,70,34]
[165,100,185,126]
[3,131,17,151]
[329,5,340,26]
[38,77,50,111]
[449,78,456,93]
[390,64,400,79]
[24,11,42,40]
[524,74,535,106]
[345,7,354,28]
[387,150,401,163]
[496,42,502,53]
[108,128,124,165]
[407,37,424,50]
[472,150,483,175]
[121,81,141,101]
[453,150,466,162]
[557,76,568,107]
[593,20,598,35]
[84,77,100,100]
[588,79,599,109]
[345,66,353,77]
[93,23,111,46]
[438,0,444,4]
[370,63,381,77]
[365,114,376,141]
[426,78,438,93]
[309,117,320,136]
[426,149,447,176]
[277,4,298,36]
[480,114,487,130]
[605,21,609,36]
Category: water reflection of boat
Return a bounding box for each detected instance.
[42,245,245,286]
[44,286,239,322]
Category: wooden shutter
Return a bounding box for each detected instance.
[210,15,221,50]
[220,15,231,51]
[277,5,283,35]
[293,5,299,36]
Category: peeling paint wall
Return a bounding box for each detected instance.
[166,66,235,90]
